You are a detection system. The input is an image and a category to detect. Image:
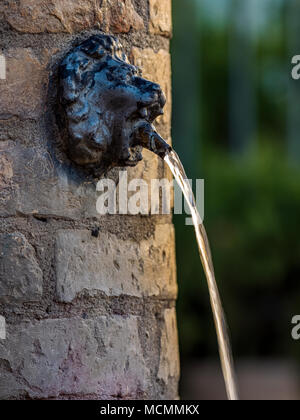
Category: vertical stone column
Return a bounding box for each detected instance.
[0,0,179,400]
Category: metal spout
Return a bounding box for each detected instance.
[133,121,172,160]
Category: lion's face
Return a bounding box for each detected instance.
[59,35,166,175]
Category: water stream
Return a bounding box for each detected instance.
[164,149,239,401]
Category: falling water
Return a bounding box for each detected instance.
[164,149,239,401]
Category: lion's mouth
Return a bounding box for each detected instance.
[138,101,165,123]
[123,101,171,166]
[117,97,167,166]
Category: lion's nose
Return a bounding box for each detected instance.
[132,77,165,101]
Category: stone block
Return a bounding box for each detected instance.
[0,316,150,399]
[105,0,144,33]
[149,0,172,37]
[55,224,177,302]
[4,0,103,33]
[0,48,48,120]
[158,308,180,385]
[0,233,43,303]
[0,141,99,219]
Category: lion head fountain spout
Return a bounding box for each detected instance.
[58,34,172,177]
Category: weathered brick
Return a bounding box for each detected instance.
[0,316,150,399]
[4,0,103,34]
[55,224,177,302]
[105,0,144,33]
[0,141,172,219]
[0,153,13,190]
[4,0,145,35]
[0,141,99,219]
[0,233,43,303]
[158,308,180,394]
[0,48,48,119]
[131,47,172,140]
[149,0,172,37]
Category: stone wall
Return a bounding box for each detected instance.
[0,0,179,400]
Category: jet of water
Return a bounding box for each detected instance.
[164,149,239,401]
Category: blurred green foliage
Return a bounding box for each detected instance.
[175,144,300,359]
[171,0,300,363]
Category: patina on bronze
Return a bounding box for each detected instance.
[58,34,171,177]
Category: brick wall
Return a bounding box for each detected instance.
[0,0,179,400]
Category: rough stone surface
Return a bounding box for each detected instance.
[4,0,145,34]
[149,0,172,37]
[0,141,100,219]
[0,48,48,120]
[0,153,13,190]
[158,308,180,390]
[105,0,144,33]
[0,316,150,399]
[4,0,103,34]
[0,233,43,303]
[55,224,177,302]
